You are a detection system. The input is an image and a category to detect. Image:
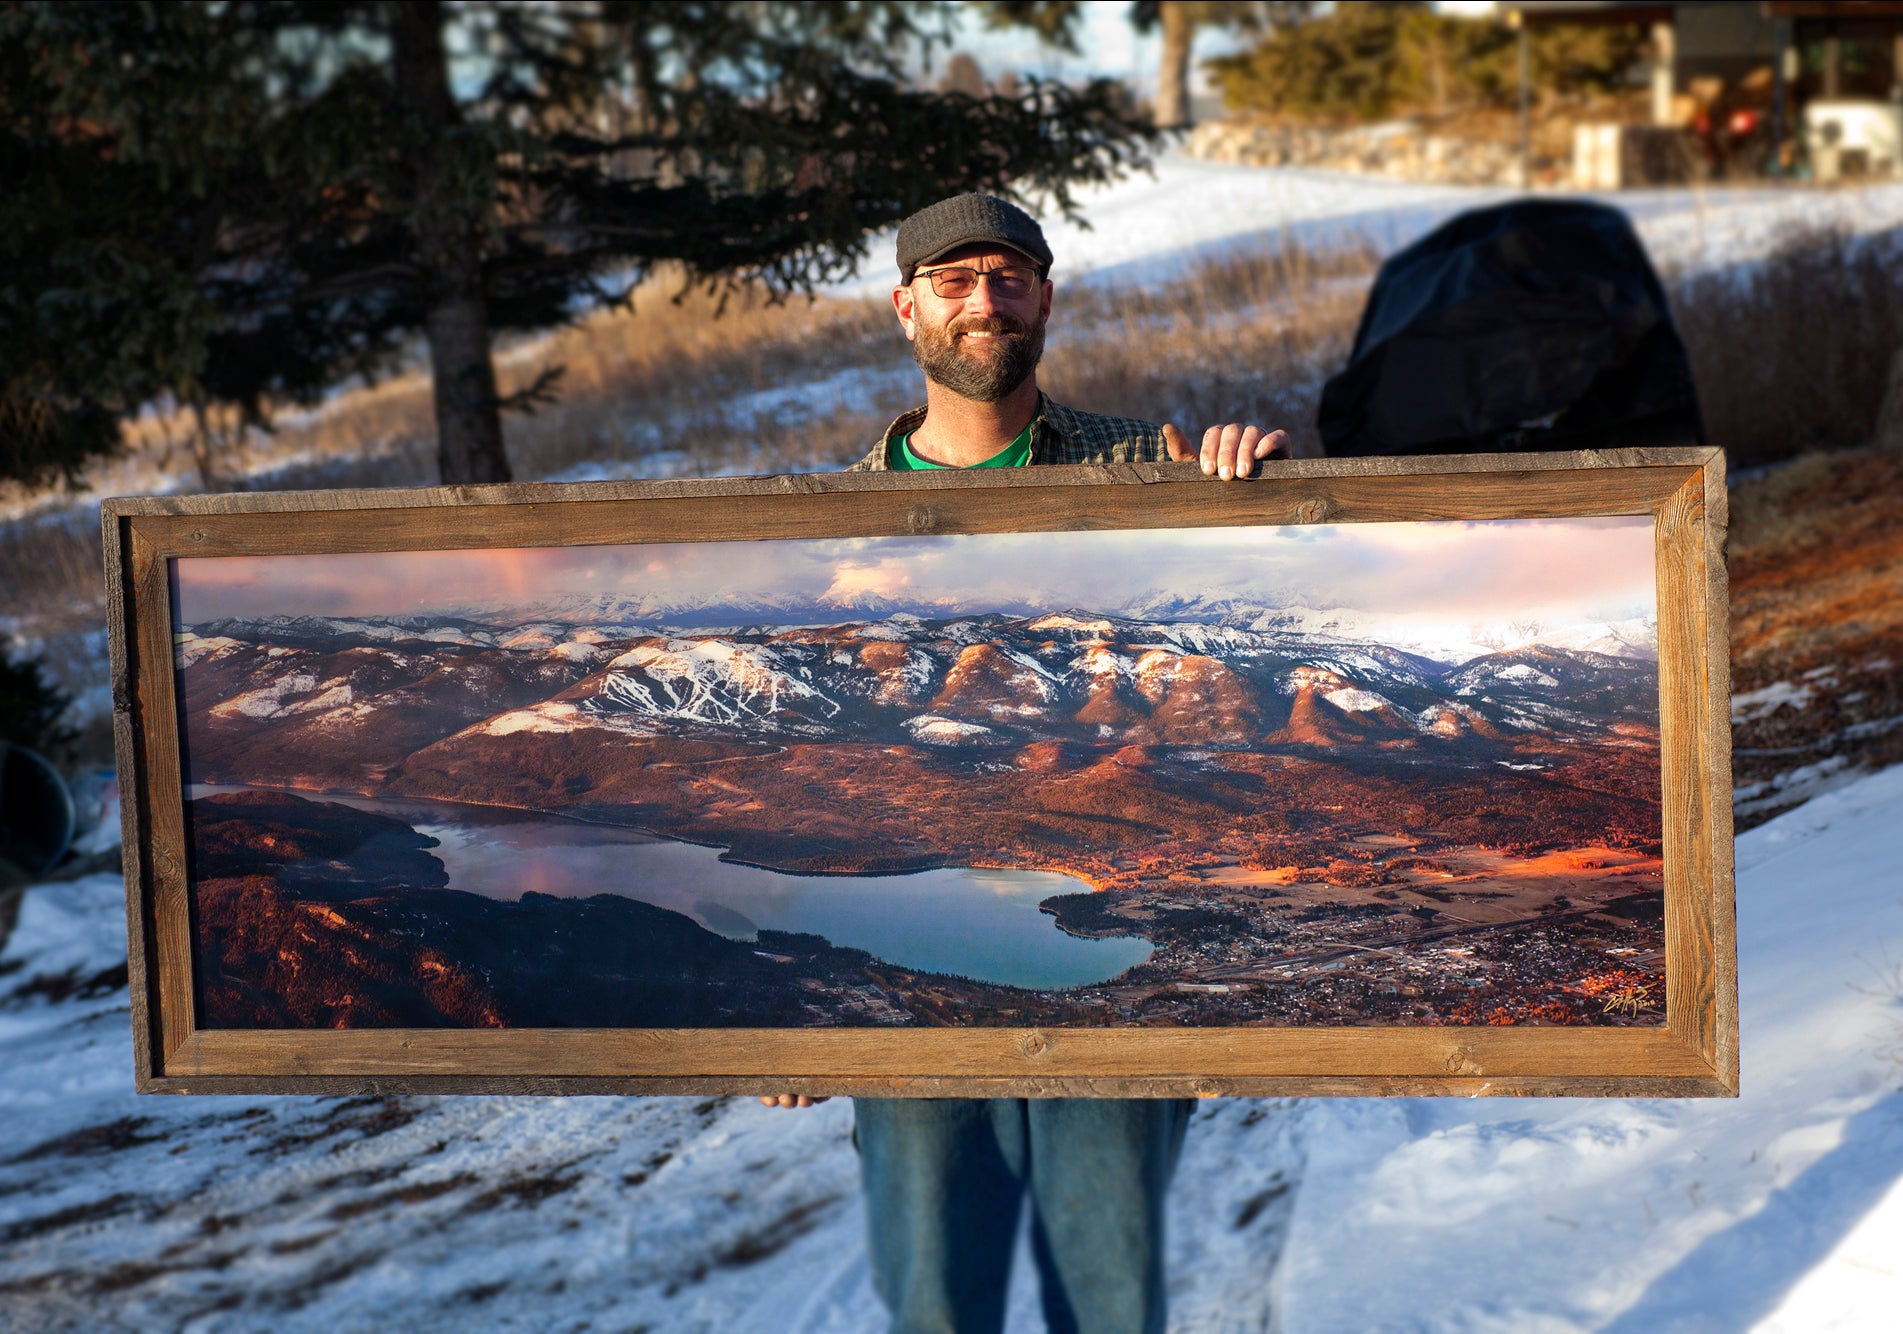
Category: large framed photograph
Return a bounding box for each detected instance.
[105,449,1735,1097]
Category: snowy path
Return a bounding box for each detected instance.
[4,765,1903,1329]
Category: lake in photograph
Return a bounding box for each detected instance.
[190,787,1155,991]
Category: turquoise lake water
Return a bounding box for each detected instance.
[192,787,1153,990]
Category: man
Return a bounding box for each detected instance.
[843,192,1284,478]
[761,193,1288,1334]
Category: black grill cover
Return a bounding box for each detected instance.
[1319,200,1704,457]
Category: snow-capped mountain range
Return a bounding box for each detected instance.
[181,607,1659,757]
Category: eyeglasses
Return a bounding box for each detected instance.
[916,265,1042,300]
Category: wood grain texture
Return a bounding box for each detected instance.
[166,1026,1713,1079]
[138,1074,1735,1098]
[1656,476,1707,1048]
[106,448,1736,1096]
[118,465,1702,561]
[127,526,195,1067]
[97,447,1719,521]
[1653,461,1738,1094]
[1701,452,1739,1093]
[103,512,160,1088]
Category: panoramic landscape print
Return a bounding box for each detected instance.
[170,518,1665,1030]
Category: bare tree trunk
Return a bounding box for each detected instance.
[1155,2,1195,130]
[188,400,219,492]
[389,0,512,485]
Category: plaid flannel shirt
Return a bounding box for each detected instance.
[847,393,1169,471]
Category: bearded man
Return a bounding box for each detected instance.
[846,192,1283,479]
[763,193,1288,1334]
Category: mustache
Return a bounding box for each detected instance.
[951,315,1029,338]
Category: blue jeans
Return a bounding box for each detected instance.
[852,1098,1196,1334]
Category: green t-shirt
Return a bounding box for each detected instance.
[888,422,1032,470]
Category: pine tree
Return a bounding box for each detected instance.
[1,2,1161,486]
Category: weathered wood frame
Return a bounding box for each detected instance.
[105,448,1736,1098]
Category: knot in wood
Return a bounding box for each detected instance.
[154,847,185,888]
[906,506,938,534]
[1294,497,1332,524]
[1442,1045,1483,1077]
[1018,1030,1048,1058]
[189,528,211,544]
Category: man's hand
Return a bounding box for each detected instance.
[1163,422,1290,480]
[758,1095,830,1110]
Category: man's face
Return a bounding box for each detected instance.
[893,245,1053,403]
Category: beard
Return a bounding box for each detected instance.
[911,311,1046,403]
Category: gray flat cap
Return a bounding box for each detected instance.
[896,194,1053,282]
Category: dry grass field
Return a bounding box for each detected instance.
[1728,443,1903,826]
[1675,228,1903,464]
[98,235,1381,490]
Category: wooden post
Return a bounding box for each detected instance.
[1154,1,1195,130]
[1652,19,1677,127]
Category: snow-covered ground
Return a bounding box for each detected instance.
[3,764,1901,1330]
